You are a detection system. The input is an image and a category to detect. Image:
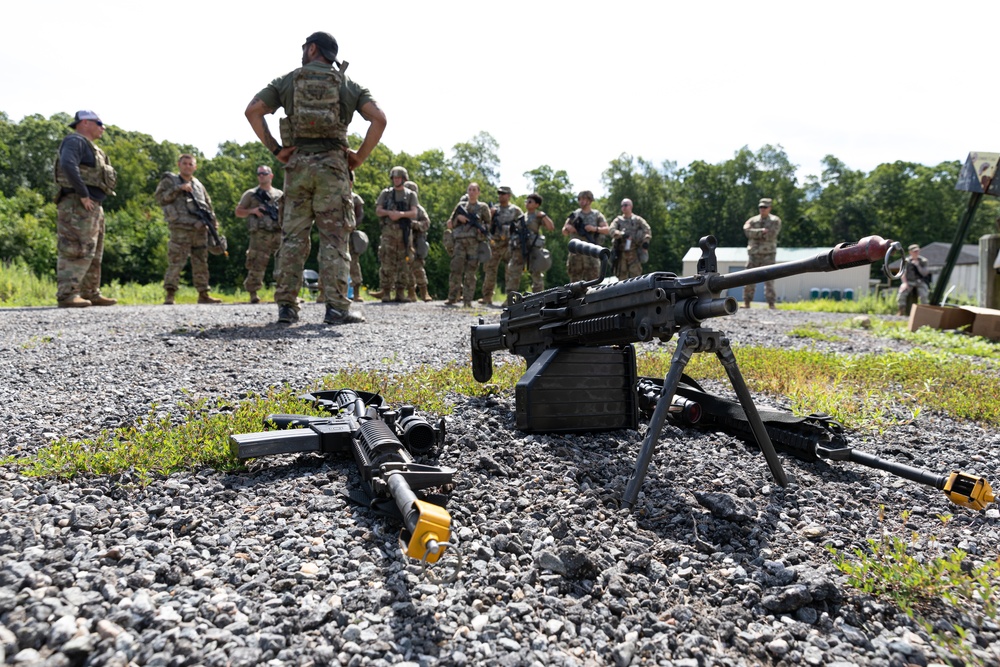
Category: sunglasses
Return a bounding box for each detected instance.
[257,172,271,176]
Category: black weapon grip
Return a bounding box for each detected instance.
[568,238,609,261]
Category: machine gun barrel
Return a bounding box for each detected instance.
[708,235,898,294]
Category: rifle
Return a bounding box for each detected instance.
[635,376,995,511]
[391,195,413,259]
[568,211,597,244]
[470,234,903,508]
[253,188,280,222]
[609,233,626,274]
[188,192,228,258]
[229,389,458,571]
[455,205,490,238]
[514,215,535,263]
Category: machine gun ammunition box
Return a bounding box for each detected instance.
[515,345,638,433]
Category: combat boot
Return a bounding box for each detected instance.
[768,302,776,310]
[324,305,366,325]
[898,306,907,317]
[277,305,299,324]
[352,288,364,303]
[405,286,418,302]
[418,285,432,302]
[368,288,384,299]
[743,300,751,309]
[57,296,91,308]
[198,291,222,304]
[84,294,117,306]
[163,290,176,305]
[249,291,260,304]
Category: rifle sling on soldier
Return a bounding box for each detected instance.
[455,205,490,238]
[253,188,280,222]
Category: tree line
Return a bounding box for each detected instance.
[2,111,997,298]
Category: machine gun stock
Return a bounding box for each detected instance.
[230,389,457,570]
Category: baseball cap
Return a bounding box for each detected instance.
[908,244,920,252]
[304,32,339,62]
[497,186,513,195]
[69,110,103,128]
[758,198,773,208]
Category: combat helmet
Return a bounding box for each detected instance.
[389,166,409,180]
[403,180,419,193]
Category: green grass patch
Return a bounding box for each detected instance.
[637,345,1000,430]
[830,512,1000,665]
[11,361,526,481]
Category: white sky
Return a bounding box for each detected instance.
[4,0,992,196]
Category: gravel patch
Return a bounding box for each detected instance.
[1,301,998,666]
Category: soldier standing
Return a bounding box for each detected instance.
[54,110,118,308]
[245,31,386,325]
[608,198,652,279]
[506,192,554,295]
[404,180,434,302]
[742,197,782,309]
[155,154,223,305]
[374,166,419,302]
[561,190,609,281]
[897,243,931,316]
[480,186,523,305]
[447,183,492,307]
[235,165,283,304]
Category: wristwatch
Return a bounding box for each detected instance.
[271,145,283,156]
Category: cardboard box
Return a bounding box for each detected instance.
[907,304,975,333]
[961,306,1000,340]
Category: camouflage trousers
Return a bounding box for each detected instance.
[409,256,428,288]
[243,228,281,292]
[743,252,776,304]
[506,252,546,295]
[350,253,363,291]
[56,194,106,301]
[377,225,410,296]
[613,250,643,280]
[449,237,480,303]
[481,242,510,300]
[164,224,210,292]
[274,150,355,312]
[897,282,929,309]
[567,251,601,283]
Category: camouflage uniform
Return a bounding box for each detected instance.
[565,208,607,282]
[608,214,652,279]
[481,203,523,302]
[375,186,419,299]
[53,132,117,304]
[742,203,782,306]
[350,192,364,294]
[255,60,374,316]
[409,203,432,299]
[448,200,491,305]
[155,173,216,293]
[237,185,284,293]
[897,249,930,313]
[506,210,549,294]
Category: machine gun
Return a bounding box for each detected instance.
[470,234,902,508]
[636,376,994,511]
[455,205,490,238]
[188,194,228,257]
[229,389,458,571]
[253,188,280,222]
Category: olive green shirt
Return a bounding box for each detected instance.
[256,61,375,154]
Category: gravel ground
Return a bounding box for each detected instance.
[1,300,998,667]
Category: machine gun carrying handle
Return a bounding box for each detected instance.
[828,236,901,272]
[568,238,610,262]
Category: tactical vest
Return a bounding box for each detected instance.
[279,66,346,146]
[54,134,117,196]
[160,174,210,227]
